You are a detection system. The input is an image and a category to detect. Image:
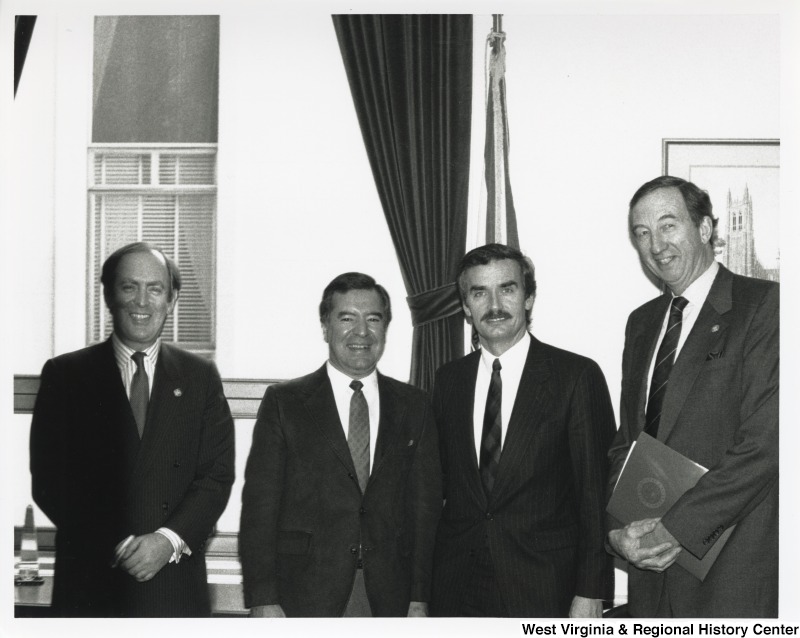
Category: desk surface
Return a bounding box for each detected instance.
[14,547,248,616]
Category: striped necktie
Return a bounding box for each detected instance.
[645,296,689,438]
[479,358,502,496]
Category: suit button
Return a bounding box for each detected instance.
[350,545,358,555]
[162,502,169,510]
[468,550,476,557]
[173,461,180,468]
[485,512,493,520]
[359,507,366,515]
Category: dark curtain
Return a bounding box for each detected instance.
[333,15,473,391]
[14,16,37,97]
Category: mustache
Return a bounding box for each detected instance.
[481,310,512,322]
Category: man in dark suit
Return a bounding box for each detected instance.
[431,243,616,617]
[239,272,441,617]
[30,242,236,617]
[606,176,779,617]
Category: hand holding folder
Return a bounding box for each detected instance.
[607,433,734,581]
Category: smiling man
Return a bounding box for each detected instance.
[430,244,616,617]
[30,242,235,616]
[606,176,779,617]
[239,272,441,617]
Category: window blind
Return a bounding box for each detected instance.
[88,145,217,354]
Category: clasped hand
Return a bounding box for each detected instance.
[608,518,682,573]
[113,533,174,582]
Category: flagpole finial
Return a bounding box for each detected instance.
[492,14,503,34]
[489,14,506,48]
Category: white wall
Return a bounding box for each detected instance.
[214,9,412,382]
[3,0,793,616]
[481,11,780,415]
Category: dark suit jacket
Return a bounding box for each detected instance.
[30,339,236,617]
[607,265,779,617]
[431,335,616,617]
[239,365,442,617]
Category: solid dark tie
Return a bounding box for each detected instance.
[348,380,370,492]
[644,296,689,438]
[130,352,149,438]
[479,358,502,496]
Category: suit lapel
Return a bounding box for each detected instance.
[456,353,487,508]
[631,295,673,433]
[302,366,361,483]
[658,267,733,442]
[93,340,142,474]
[490,337,551,506]
[370,374,408,479]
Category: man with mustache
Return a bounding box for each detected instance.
[430,243,616,617]
[30,242,235,616]
[239,272,441,617]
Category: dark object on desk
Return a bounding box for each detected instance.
[15,505,44,587]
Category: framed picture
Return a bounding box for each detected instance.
[663,138,780,282]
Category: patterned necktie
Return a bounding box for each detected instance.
[130,351,149,438]
[348,380,370,492]
[479,358,502,496]
[645,296,689,438]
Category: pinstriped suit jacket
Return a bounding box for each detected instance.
[607,266,779,617]
[431,335,616,617]
[30,339,236,617]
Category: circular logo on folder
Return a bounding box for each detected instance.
[637,477,666,509]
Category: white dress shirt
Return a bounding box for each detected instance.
[327,362,381,470]
[472,332,531,459]
[111,334,189,564]
[646,260,719,402]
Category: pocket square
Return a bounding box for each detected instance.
[705,350,724,361]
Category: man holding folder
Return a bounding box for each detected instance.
[607,176,778,617]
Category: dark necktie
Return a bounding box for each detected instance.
[645,296,689,438]
[479,358,502,496]
[130,352,149,438]
[348,380,370,492]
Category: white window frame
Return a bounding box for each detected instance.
[87,142,218,356]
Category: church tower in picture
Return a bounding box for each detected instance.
[722,185,779,282]
[724,186,755,277]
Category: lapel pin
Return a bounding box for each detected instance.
[407,439,414,446]
[174,388,182,397]
[711,325,719,333]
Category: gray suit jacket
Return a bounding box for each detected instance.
[239,365,441,617]
[607,265,779,617]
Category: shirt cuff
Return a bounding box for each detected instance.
[155,527,191,564]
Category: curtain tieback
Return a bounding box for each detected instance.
[406,282,462,328]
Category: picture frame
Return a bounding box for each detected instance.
[663,138,780,282]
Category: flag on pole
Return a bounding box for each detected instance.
[484,15,519,248]
[474,16,520,351]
